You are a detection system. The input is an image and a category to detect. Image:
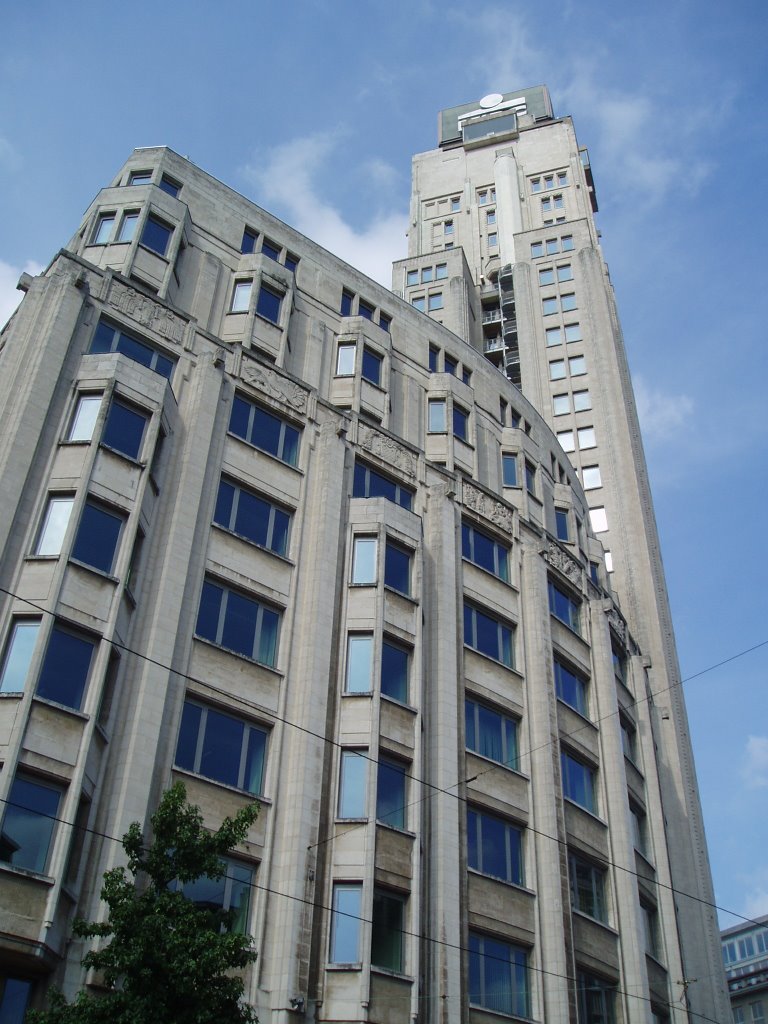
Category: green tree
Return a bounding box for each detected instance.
[30,783,259,1024]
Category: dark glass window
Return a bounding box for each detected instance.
[379,312,391,333]
[241,227,257,254]
[561,750,597,813]
[376,758,406,829]
[502,453,518,487]
[468,808,523,885]
[444,354,458,376]
[548,580,581,632]
[90,320,174,379]
[462,522,509,581]
[554,658,588,717]
[261,238,280,261]
[569,854,606,921]
[384,541,411,595]
[381,640,408,703]
[214,478,290,556]
[358,299,375,321]
[340,289,354,317]
[140,215,173,256]
[361,347,383,386]
[159,175,181,197]
[555,508,569,541]
[453,405,469,441]
[577,972,616,1024]
[175,700,266,795]
[330,884,362,963]
[464,602,513,667]
[371,891,405,972]
[0,776,62,873]
[71,501,124,574]
[229,396,300,467]
[129,170,152,185]
[0,978,32,1023]
[353,462,413,511]
[102,399,148,460]
[256,284,282,324]
[36,626,95,709]
[179,857,253,934]
[465,698,518,769]
[428,346,439,373]
[469,933,529,1018]
[525,461,536,494]
[284,253,299,274]
[196,578,280,667]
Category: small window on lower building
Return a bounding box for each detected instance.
[462,521,509,581]
[469,933,529,1018]
[256,283,283,324]
[376,758,407,829]
[129,170,152,186]
[362,347,383,386]
[116,210,138,243]
[428,345,439,372]
[195,578,280,667]
[435,262,448,280]
[0,620,41,694]
[371,890,405,973]
[36,624,96,710]
[0,775,63,873]
[330,884,362,963]
[406,269,418,287]
[340,289,354,317]
[71,500,125,574]
[175,700,267,795]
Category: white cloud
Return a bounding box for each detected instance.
[742,735,768,789]
[0,259,44,330]
[241,132,408,287]
[633,375,694,442]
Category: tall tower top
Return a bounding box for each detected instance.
[438,84,554,148]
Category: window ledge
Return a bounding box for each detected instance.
[68,558,120,584]
[172,765,271,805]
[58,439,92,448]
[550,614,584,641]
[563,797,607,827]
[463,644,519,677]
[461,556,514,588]
[0,691,23,700]
[0,862,56,886]
[572,909,618,936]
[211,523,294,566]
[467,1002,531,1022]
[334,817,368,825]
[383,585,418,606]
[342,690,374,699]
[466,749,529,781]
[375,821,417,840]
[32,695,89,720]
[25,554,60,564]
[468,869,535,896]
[370,966,414,983]
[254,312,282,330]
[326,962,363,972]
[226,430,303,475]
[192,635,284,678]
[381,694,418,715]
[137,243,170,263]
[555,698,596,730]
[98,441,146,468]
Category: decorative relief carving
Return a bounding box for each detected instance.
[607,605,627,643]
[358,425,417,478]
[547,541,582,586]
[108,280,186,345]
[462,481,514,533]
[241,359,307,413]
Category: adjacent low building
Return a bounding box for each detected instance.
[722,916,768,1023]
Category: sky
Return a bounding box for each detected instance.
[1,0,766,932]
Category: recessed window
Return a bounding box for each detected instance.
[377,758,407,829]
[196,578,280,667]
[92,213,116,245]
[102,398,148,460]
[531,241,544,258]
[384,541,411,596]
[548,580,580,632]
[577,426,596,449]
[564,323,582,343]
[428,399,446,433]
[0,620,41,694]
[562,235,575,251]
[578,972,615,1024]
[555,657,588,716]
[462,521,509,581]
[179,857,253,934]
[68,394,102,442]
[553,393,570,415]
[569,853,606,921]
[241,227,257,254]
[428,292,444,311]
[549,360,566,382]
[129,170,152,186]
[421,266,433,283]
[140,215,173,257]
[573,389,591,411]
[90,320,174,379]
[71,500,124,574]
[406,269,418,287]
[358,299,375,321]
[621,716,637,762]
[525,461,536,495]
[381,640,409,703]
[545,326,562,347]
[465,698,518,769]
[561,749,597,813]
[435,262,448,280]
[159,175,181,197]
[453,404,469,441]
[555,508,570,541]
[256,283,282,324]
[346,633,373,693]
[36,496,74,556]
[557,264,573,282]
[443,353,458,376]
[502,452,518,487]
[468,808,523,885]
[469,933,529,1018]
[641,900,660,958]
[428,345,439,372]
[336,342,355,376]
[231,280,252,313]
[338,750,367,817]
[36,625,95,709]
[451,196,461,212]
[561,293,577,312]
[629,802,648,856]
[557,430,575,453]
[330,884,362,963]
[229,395,300,467]
[411,295,425,311]
[569,355,586,376]
[214,478,291,556]
[379,312,391,333]
[116,211,139,242]
[444,220,453,236]
[353,462,413,511]
[361,347,383,386]
[464,602,513,667]
[539,268,555,286]
[545,238,559,255]
[352,536,377,584]
[340,289,354,317]
[371,890,405,973]
[284,252,299,274]
[0,775,62,873]
[261,237,280,261]
[487,232,498,248]
[542,297,558,316]
[175,700,267,795]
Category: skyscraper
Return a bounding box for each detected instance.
[0,87,727,1022]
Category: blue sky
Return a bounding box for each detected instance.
[2,0,766,928]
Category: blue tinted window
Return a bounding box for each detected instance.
[469,933,529,1018]
[555,508,569,541]
[361,347,382,386]
[381,641,408,703]
[284,253,299,273]
[102,400,147,460]
[376,759,406,828]
[175,700,266,795]
[464,603,513,667]
[462,522,509,581]
[502,453,518,487]
[548,580,581,632]
[72,502,124,574]
[331,885,362,963]
[214,478,291,556]
[340,290,354,317]
[141,215,172,256]
[228,396,300,467]
[256,284,282,324]
[261,238,280,261]
[465,698,518,769]
[353,462,413,511]
[384,542,411,595]
[90,321,174,379]
[159,176,180,197]
[180,857,253,933]
[0,776,61,873]
[0,978,32,1023]
[561,750,596,813]
[241,228,257,254]
[468,808,523,885]
[36,626,95,709]
[358,299,374,321]
[196,579,280,667]
[554,658,588,716]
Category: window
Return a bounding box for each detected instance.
[0,978,32,1024]
[68,394,101,441]
[542,296,558,316]
[428,399,446,433]
[231,280,252,312]
[751,1005,765,1023]
[464,602,513,668]
[421,266,433,283]
[256,283,282,324]
[557,264,573,282]
[102,398,148,460]
[241,227,257,254]
[444,353,458,376]
[406,269,418,287]
[546,326,562,347]
[573,388,591,411]
[346,634,373,693]
[502,452,518,486]
[71,500,124,574]
[336,343,355,376]
[462,522,509,581]
[338,750,367,817]
[578,426,596,449]
[384,541,411,595]
[546,238,559,255]
[284,252,299,274]
[620,717,637,761]
[525,461,536,494]
[582,466,601,490]
[381,640,409,703]
[486,210,496,225]
[411,295,425,312]
[569,853,606,921]
[36,625,95,709]
[129,170,152,185]
[436,262,448,280]
[555,658,588,716]
[555,508,569,541]
[561,750,597,813]
[539,268,555,286]
[469,933,529,1018]
[140,215,173,257]
[549,360,566,380]
[734,1011,746,1024]
[196,578,280,667]
[351,535,377,584]
[92,213,115,244]
[428,292,443,311]
[590,508,608,536]
[330,884,362,963]
[465,698,518,769]
[175,700,267,794]
[214,478,290,556]
[0,775,62,873]
[553,394,570,416]
[428,345,439,372]
[605,551,614,573]
[453,404,469,441]
[561,293,577,313]
[549,580,580,632]
[641,899,660,958]
[487,232,498,248]
[557,430,575,453]
[340,289,354,317]
[630,803,648,857]
[229,395,300,467]
[377,758,407,829]
[564,322,582,343]
[468,808,523,885]
[444,220,453,236]
[117,211,139,242]
[35,496,74,556]
[569,354,586,375]
[361,347,383,386]
[462,367,471,386]
[0,620,41,694]
[159,175,180,197]
[358,299,375,322]
[451,196,461,212]
[261,238,280,261]
[90,320,174,378]
[178,857,253,934]
[371,890,405,973]
[578,971,616,1024]
[353,462,413,511]
[562,235,574,251]
[531,242,544,258]
[379,312,391,333]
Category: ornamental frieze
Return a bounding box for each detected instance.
[606,605,627,643]
[241,359,308,413]
[108,280,186,345]
[358,425,417,478]
[462,480,514,534]
[546,540,582,586]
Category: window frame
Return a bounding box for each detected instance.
[561,749,597,814]
[376,757,407,830]
[330,883,362,964]
[35,623,96,710]
[90,319,174,379]
[352,462,413,511]
[0,774,63,874]
[554,657,589,717]
[0,619,41,694]
[213,477,291,557]
[569,852,607,922]
[175,699,267,795]
[465,697,519,770]
[462,521,509,582]
[381,638,409,704]
[195,577,281,668]
[469,932,529,1018]
[70,499,125,575]
[140,214,173,257]
[229,394,300,468]
[463,601,514,668]
[548,579,581,633]
[468,807,524,885]
[256,282,283,325]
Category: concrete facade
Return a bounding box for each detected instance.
[722,916,768,1023]
[0,87,728,1023]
